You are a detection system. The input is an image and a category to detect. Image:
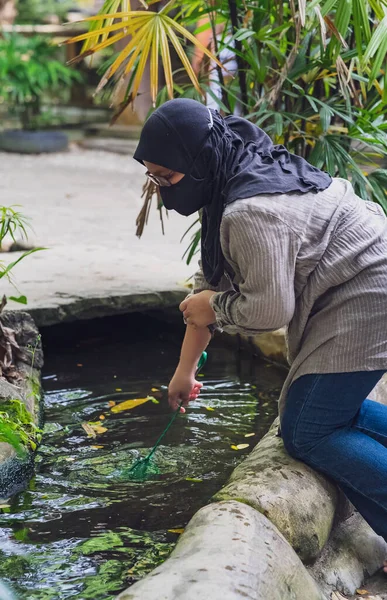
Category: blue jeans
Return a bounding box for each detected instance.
[281,371,387,541]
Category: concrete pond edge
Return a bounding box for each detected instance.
[18,290,189,328]
[0,311,43,499]
[118,327,387,600]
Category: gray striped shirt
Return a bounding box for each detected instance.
[194,178,387,415]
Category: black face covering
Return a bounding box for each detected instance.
[134,98,332,286]
[160,173,211,216]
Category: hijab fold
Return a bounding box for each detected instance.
[134,99,331,286]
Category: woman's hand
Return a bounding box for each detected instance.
[168,367,203,413]
[179,290,217,328]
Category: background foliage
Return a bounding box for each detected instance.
[70,0,387,260]
[0,34,82,130]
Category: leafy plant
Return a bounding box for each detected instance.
[0,206,44,301]
[67,0,387,262]
[15,0,73,24]
[64,0,222,121]
[0,33,82,130]
[0,398,42,455]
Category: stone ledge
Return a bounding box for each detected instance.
[309,511,387,596]
[117,501,325,600]
[245,328,288,366]
[19,290,188,328]
[213,418,338,563]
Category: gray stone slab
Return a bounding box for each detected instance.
[213,418,338,563]
[309,512,387,596]
[117,501,325,600]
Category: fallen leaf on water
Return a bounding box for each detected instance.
[82,422,107,436]
[91,445,104,449]
[150,396,159,404]
[115,388,122,392]
[99,415,105,420]
[111,397,151,413]
[186,477,203,482]
[82,423,96,438]
[197,374,204,378]
[90,424,107,434]
[151,387,159,392]
[205,406,215,412]
[108,401,116,407]
[231,444,250,451]
[168,528,185,534]
[244,433,255,438]
[356,591,369,596]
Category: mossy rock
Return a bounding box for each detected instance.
[213,419,338,563]
[0,311,43,497]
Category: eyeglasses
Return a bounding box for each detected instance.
[145,171,172,187]
[146,108,214,188]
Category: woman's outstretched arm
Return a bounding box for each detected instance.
[168,324,212,412]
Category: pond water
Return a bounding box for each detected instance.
[0,314,286,600]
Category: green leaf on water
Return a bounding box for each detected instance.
[9,295,27,304]
[185,477,203,482]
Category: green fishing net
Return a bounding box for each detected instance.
[121,457,160,482]
[120,352,208,483]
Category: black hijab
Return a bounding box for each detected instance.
[134,99,331,286]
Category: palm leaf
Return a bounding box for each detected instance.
[319,0,338,17]
[67,31,129,65]
[352,0,371,56]
[368,0,387,21]
[366,16,387,83]
[159,19,174,99]
[63,14,149,46]
[165,20,203,96]
[367,168,387,211]
[362,14,387,65]
[150,17,160,103]
[130,20,155,100]
[167,17,224,71]
[95,20,149,92]
[66,6,224,106]
[383,60,387,103]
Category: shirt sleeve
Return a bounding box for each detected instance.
[210,209,300,335]
[193,260,234,294]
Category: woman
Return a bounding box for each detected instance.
[134,98,387,563]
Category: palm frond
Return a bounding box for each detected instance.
[65,3,224,106]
